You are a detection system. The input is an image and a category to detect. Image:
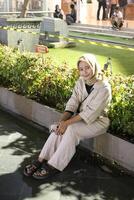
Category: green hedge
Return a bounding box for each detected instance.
[0,45,78,110]
[0,45,133,142]
[108,75,134,142]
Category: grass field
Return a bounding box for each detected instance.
[46,42,134,76]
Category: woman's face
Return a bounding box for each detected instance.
[78,61,93,80]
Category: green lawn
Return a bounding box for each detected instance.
[46,42,134,76]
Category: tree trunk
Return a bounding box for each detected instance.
[20,0,30,18]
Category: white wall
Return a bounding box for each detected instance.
[55,0,62,6]
[47,0,62,11]
[77,0,98,23]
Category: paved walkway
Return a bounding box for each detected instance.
[0,108,134,200]
[84,19,134,29]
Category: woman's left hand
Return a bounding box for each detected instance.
[56,121,68,135]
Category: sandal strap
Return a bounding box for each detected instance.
[24,160,42,175]
[42,163,59,174]
[31,160,42,168]
[42,163,52,171]
[33,163,59,179]
[36,167,48,175]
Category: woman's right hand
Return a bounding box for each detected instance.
[56,121,68,135]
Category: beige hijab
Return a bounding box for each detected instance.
[77,53,102,86]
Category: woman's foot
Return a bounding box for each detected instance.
[33,163,60,180]
[23,160,42,177]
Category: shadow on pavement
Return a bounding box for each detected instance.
[0,108,134,200]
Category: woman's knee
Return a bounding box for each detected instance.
[66,124,77,134]
[63,125,79,145]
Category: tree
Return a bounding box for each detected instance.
[20,0,30,18]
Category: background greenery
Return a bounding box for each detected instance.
[0,44,133,142]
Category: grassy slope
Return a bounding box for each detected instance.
[47,43,134,76]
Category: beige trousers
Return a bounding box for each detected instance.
[39,119,109,171]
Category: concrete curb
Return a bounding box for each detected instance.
[0,87,133,172]
[69,24,134,39]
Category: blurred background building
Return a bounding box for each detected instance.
[0,0,133,20]
[0,0,44,11]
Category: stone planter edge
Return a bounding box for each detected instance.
[0,87,133,172]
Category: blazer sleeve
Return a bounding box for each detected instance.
[79,85,111,125]
[65,81,80,113]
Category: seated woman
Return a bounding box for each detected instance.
[66,4,77,25]
[53,4,64,19]
[111,6,124,30]
[23,53,112,180]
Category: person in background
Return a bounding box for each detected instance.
[111,6,123,30]
[54,4,64,19]
[66,4,77,25]
[23,53,112,180]
[97,0,107,20]
[118,0,128,18]
[105,0,111,19]
[110,0,118,18]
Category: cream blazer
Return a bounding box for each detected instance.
[65,78,112,127]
